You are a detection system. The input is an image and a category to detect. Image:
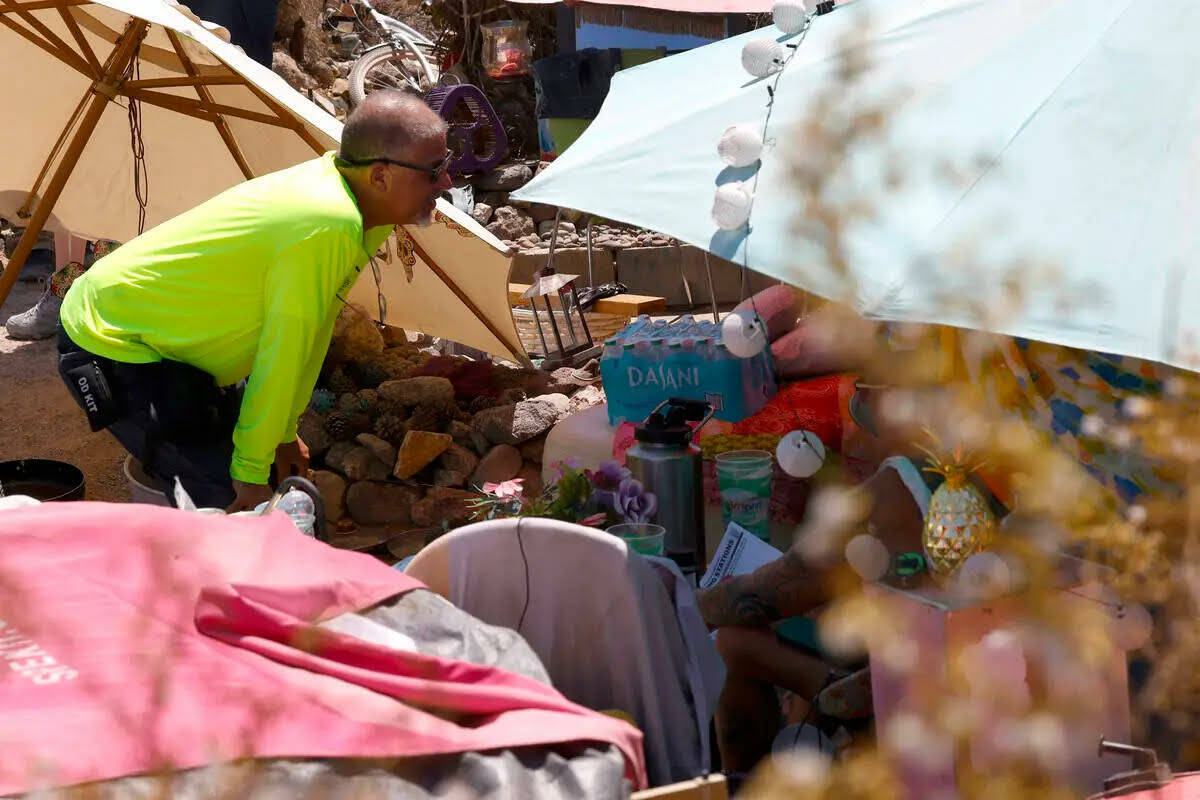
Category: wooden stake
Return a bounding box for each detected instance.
[165,29,253,181]
[0,19,148,308]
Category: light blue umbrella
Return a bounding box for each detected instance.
[513,0,1200,371]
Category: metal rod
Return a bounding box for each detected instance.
[585,217,595,286]
[545,208,562,270]
[570,281,592,347]
[679,244,694,308]
[702,250,720,322]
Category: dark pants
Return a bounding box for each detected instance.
[57,326,242,508]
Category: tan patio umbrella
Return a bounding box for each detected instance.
[0,0,526,361]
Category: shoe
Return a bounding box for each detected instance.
[816,666,873,720]
[5,281,62,340]
[4,229,55,282]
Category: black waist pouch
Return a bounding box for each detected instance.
[152,359,242,444]
[59,350,122,432]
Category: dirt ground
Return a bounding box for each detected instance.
[0,277,129,501]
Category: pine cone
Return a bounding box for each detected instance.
[326,365,357,395]
[351,358,388,389]
[326,410,370,441]
[408,402,453,433]
[380,351,416,380]
[309,388,336,414]
[468,394,497,414]
[374,413,409,447]
[356,389,379,416]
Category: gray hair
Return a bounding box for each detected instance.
[338,91,447,163]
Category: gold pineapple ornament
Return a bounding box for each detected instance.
[921,443,997,578]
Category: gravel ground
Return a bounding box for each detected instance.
[0,276,129,502]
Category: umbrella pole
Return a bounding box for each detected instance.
[0,19,148,309]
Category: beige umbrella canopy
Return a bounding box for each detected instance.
[0,0,525,361]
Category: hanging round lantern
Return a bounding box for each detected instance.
[741,37,785,78]
[772,0,813,34]
[845,533,889,582]
[777,429,825,477]
[956,551,1012,599]
[720,310,768,358]
[1111,603,1153,651]
[717,124,764,168]
[712,182,754,230]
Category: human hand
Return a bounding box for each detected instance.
[227,480,274,513]
[274,437,310,480]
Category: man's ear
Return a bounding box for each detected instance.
[369,163,390,193]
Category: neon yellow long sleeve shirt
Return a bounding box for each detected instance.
[60,153,393,484]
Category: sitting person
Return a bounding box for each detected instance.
[697,315,1174,777]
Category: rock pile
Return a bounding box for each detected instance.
[302,306,605,539]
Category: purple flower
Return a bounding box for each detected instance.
[586,460,631,491]
[616,478,658,524]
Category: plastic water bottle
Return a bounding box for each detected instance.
[277,489,316,536]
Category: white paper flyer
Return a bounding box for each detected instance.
[699,522,784,589]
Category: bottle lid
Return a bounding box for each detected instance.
[634,409,693,446]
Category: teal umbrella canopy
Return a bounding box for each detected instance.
[515,0,1200,370]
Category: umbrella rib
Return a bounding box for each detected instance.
[0,0,88,10]
[0,1,89,76]
[124,74,245,90]
[409,235,525,362]
[164,28,253,181]
[121,87,295,127]
[56,3,99,76]
[0,0,90,75]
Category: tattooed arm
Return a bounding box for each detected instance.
[697,549,826,629]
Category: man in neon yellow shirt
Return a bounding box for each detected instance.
[57,91,452,511]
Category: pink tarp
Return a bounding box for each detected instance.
[510,0,774,12]
[0,503,645,795]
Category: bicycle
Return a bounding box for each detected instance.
[335,0,446,106]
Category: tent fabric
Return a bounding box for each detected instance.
[0,0,524,361]
[511,0,773,12]
[0,503,645,795]
[514,0,1200,373]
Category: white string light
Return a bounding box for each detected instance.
[712,182,755,230]
[773,0,816,34]
[777,429,825,477]
[721,309,768,357]
[717,124,765,167]
[741,37,786,78]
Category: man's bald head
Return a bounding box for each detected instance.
[339,90,447,163]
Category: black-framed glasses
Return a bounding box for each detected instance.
[337,149,452,181]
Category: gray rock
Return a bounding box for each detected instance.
[531,392,571,419]
[331,77,349,97]
[432,469,469,487]
[339,446,375,482]
[568,384,607,413]
[446,420,473,442]
[470,428,491,455]
[486,206,534,241]
[439,443,480,475]
[311,91,336,116]
[367,459,392,481]
[377,376,454,408]
[518,436,546,464]
[271,50,313,91]
[471,202,494,226]
[528,203,558,223]
[474,163,533,191]
[310,470,346,522]
[471,398,560,445]
[470,444,523,487]
[410,487,480,528]
[345,482,423,527]
[298,411,332,460]
[325,441,357,474]
[355,433,396,467]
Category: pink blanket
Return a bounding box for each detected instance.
[0,503,645,794]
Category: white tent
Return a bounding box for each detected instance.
[0,0,525,360]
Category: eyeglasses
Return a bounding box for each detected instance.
[337,149,453,181]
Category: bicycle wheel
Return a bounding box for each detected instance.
[348,41,437,106]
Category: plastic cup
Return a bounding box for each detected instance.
[715,449,773,540]
[609,523,666,556]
